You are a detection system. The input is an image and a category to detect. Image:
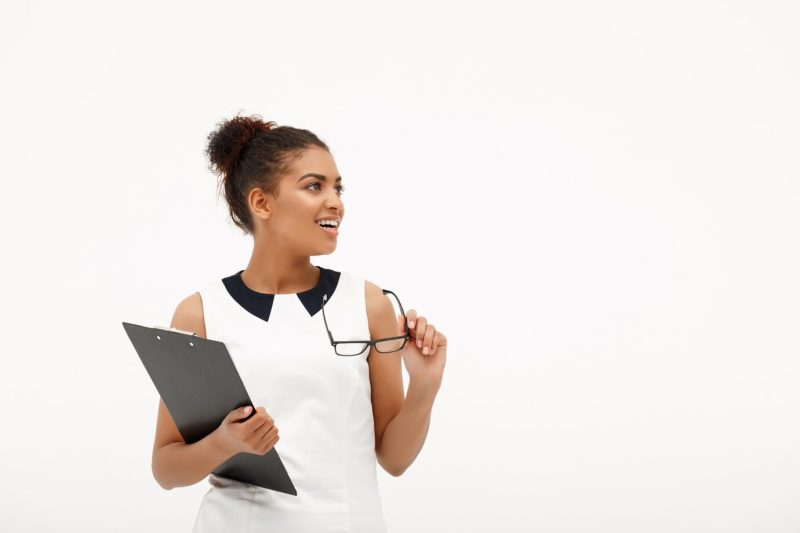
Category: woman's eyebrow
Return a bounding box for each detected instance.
[298,173,343,183]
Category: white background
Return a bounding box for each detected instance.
[1,1,798,531]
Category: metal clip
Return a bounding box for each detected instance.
[153,325,196,336]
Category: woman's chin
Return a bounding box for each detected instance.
[314,244,337,255]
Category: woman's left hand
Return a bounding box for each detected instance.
[396,309,447,389]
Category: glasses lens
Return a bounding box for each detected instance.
[374,337,407,353]
[336,342,369,356]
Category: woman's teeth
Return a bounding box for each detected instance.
[317,220,339,234]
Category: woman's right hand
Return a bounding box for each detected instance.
[213,405,280,457]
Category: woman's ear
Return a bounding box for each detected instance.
[249,187,273,221]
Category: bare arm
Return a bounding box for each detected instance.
[375,380,439,477]
[152,401,233,490]
[366,281,440,477]
[151,293,230,490]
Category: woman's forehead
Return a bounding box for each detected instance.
[287,147,339,179]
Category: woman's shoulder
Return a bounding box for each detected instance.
[361,277,395,334]
[170,291,207,339]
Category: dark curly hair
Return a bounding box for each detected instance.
[205,111,330,234]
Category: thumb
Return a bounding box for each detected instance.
[229,405,252,422]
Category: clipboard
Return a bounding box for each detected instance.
[122,321,297,496]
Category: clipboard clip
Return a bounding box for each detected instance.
[153,325,197,336]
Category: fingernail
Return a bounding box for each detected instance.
[417,341,422,348]
[409,321,415,327]
[423,347,429,354]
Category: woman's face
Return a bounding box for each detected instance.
[255,146,345,256]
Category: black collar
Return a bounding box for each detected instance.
[222,266,341,322]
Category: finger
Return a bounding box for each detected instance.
[260,432,280,454]
[430,332,447,355]
[257,423,277,443]
[245,410,271,432]
[244,418,268,441]
[413,316,427,348]
[230,405,253,422]
[422,325,436,355]
[407,309,418,328]
[257,425,279,452]
[244,408,267,426]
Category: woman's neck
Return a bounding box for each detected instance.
[240,255,319,295]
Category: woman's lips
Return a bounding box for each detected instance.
[318,223,339,236]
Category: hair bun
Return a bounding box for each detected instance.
[205,113,277,178]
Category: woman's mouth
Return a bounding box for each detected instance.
[316,220,339,236]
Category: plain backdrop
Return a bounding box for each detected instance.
[1,1,798,531]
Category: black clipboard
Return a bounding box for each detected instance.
[122,321,297,496]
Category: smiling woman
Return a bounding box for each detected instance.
[149,112,448,533]
[205,115,337,236]
[204,115,348,268]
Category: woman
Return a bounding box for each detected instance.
[151,114,447,532]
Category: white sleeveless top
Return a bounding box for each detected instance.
[191,266,388,533]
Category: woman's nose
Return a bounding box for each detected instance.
[326,190,344,209]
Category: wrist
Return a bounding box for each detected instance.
[208,428,234,460]
[408,376,441,400]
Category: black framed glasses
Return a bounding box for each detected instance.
[321,289,410,356]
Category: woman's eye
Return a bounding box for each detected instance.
[307,183,345,195]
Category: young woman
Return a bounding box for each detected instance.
[151,114,447,532]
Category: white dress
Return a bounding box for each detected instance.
[191,266,388,533]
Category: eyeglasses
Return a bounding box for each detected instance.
[321,289,410,356]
